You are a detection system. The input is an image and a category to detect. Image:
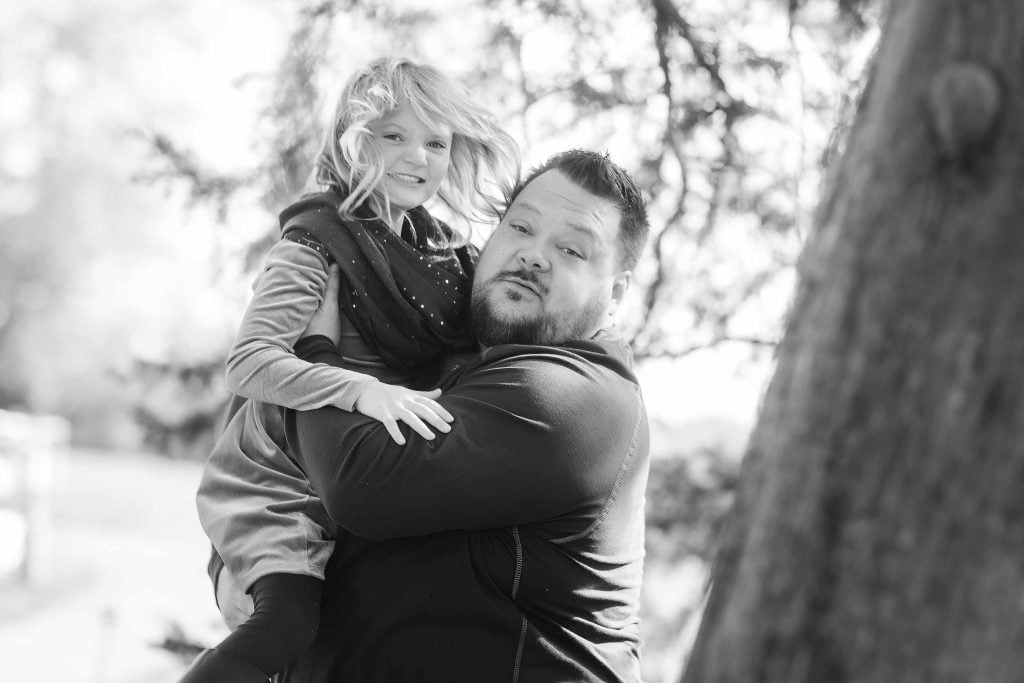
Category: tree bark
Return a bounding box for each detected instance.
[681,2,1024,682]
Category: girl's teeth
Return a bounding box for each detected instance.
[390,173,420,184]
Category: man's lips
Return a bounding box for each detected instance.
[495,274,544,297]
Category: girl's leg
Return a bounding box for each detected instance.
[179,573,322,682]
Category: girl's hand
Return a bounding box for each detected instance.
[354,382,454,445]
[304,263,342,345]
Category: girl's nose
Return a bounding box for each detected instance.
[405,144,428,165]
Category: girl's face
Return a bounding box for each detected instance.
[368,101,453,218]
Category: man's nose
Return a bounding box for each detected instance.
[517,244,550,271]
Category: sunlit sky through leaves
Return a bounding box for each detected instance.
[0,0,880,446]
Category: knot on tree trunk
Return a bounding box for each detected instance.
[927,62,1002,163]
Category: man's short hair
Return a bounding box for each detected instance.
[504,150,650,271]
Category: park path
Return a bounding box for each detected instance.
[0,449,224,683]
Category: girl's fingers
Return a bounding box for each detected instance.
[411,403,452,433]
[398,412,436,441]
[383,418,406,445]
[419,399,454,424]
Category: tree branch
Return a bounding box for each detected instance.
[634,333,779,361]
[132,132,250,220]
[651,0,730,96]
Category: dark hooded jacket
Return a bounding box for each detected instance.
[282,334,650,683]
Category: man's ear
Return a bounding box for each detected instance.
[607,270,631,317]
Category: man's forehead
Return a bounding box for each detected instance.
[509,171,620,237]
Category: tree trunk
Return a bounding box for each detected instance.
[681,2,1024,682]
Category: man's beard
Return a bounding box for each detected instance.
[470,271,608,347]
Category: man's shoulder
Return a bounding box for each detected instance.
[464,337,641,416]
[477,335,637,382]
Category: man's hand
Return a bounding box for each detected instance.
[304,263,343,345]
[355,382,454,445]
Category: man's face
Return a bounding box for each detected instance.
[471,169,629,347]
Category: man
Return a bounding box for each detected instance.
[283,149,651,682]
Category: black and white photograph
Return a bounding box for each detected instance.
[4,1,1019,681]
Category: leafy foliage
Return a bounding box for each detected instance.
[125,0,879,455]
[145,0,878,361]
[117,5,883,677]
[646,448,739,565]
[128,358,227,460]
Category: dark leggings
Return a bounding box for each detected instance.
[212,573,322,677]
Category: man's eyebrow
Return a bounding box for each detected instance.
[566,222,600,242]
[514,201,542,215]
[513,200,603,242]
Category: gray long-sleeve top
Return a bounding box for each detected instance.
[224,238,386,411]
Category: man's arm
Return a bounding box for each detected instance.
[286,338,644,540]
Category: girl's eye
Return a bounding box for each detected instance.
[382,133,402,141]
[428,141,448,150]
[510,223,530,234]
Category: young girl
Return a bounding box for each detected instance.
[182,57,519,682]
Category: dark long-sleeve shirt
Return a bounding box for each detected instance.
[282,334,650,682]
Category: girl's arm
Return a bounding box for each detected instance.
[226,240,453,443]
[225,239,376,412]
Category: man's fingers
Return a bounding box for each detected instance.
[323,263,341,306]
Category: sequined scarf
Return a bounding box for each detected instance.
[279,191,478,372]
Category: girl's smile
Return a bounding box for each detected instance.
[387,171,426,185]
[370,101,453,227]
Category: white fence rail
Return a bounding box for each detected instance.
[0,409,70,585]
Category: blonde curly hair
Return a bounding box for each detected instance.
[309,56,520,239]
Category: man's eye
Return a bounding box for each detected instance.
[562,247,585,259]
[510,223,530,234]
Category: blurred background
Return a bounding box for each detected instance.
[0,0,878,680]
